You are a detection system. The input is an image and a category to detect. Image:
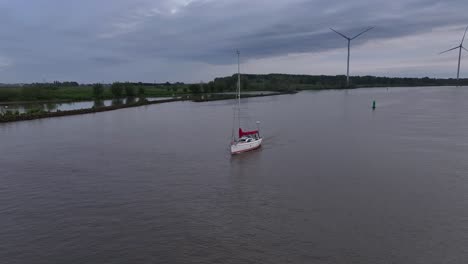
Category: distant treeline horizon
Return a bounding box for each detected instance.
[211,74,468,91]
[0,74,467,102]
[1,74,467,90]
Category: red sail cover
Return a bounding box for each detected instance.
[239,128,258,137]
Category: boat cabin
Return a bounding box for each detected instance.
[237,128,260,143]
[238,134,259,142]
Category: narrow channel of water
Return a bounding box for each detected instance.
[0,97,173,114]
[0,91,275,114]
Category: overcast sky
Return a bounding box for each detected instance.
[0,0,467,83]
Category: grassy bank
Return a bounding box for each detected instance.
[0,84,188,102]
[0,92,294,123]
[0,98,185,123]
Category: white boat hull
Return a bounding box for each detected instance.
[231,138,262,154]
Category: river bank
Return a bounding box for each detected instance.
[0,92,293,123]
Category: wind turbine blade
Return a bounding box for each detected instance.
[330,28,350,40]
[351,27,374,40]
[462,46,468,52]
[461,25,468,45]
[439,46,460,54]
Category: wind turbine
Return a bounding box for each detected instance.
[439,25,468,85]
[330,26,374,87]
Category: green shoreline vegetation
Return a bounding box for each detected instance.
[0,92,292,123]
[0,74,467,123]
[1,74,467,103]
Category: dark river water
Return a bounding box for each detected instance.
[1,86,468,264]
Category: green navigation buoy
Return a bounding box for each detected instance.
[372,100,376,110]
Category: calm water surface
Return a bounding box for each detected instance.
[0,97,172,114]
[1,86,468,263]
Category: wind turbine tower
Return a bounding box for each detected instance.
[330,27,374,87]
[440,25,468,86]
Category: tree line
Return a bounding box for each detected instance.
[211,74,468,91]
[92,82,145,99]
[1,74,468,102]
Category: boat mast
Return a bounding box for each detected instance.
[237,50,241,130]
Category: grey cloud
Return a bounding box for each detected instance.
[91,56,129,65]
[105,0,467,64]
[0,0,466,82]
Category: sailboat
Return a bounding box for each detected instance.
[230,50,263,155]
